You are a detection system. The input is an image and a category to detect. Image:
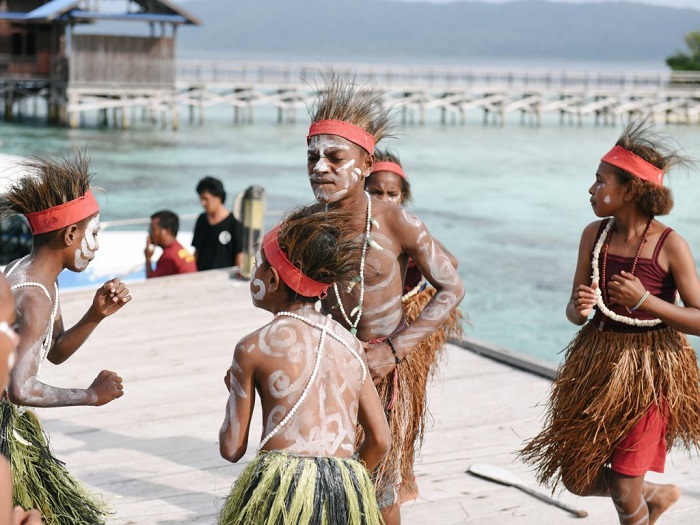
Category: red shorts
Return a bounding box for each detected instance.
[610,402,668,477]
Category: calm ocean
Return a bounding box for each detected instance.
[2,103,700,364]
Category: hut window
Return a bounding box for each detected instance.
[10,33,22,55]
[25,33,36,56]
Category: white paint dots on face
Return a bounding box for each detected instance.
[603,195,611,204]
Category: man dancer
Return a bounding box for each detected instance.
[306,74,465,524]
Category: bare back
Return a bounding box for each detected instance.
[248,313,366,457]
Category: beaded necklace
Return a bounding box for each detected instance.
[592,218,662,327]
[333,191,372,336]
[5,255,60,375]
[258,311,366,450]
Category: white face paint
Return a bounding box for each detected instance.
[603,195,611,204]
[307,136,363,204]
[74,214,100,271]
[249,249,267,301]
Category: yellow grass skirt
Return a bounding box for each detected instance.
[356,286,464,503]
[520,322,700,494]
[218,451,383,525]
[0,400,109,524]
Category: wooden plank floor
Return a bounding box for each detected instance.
[33,270,700,524]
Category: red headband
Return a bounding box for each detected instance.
[307,119,376,154]
[601,145,664,186]
[262,226,329,299]
[25,190,99,235]
[371,161,406,179]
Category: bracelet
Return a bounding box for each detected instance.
[629,290,651,312]
[387,338,401,365]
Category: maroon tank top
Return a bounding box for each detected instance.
[591,219,676,332]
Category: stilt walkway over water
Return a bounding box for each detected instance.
[4,61,700,128]
[36,270,699,524]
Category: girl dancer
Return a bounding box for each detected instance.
[0,152,131,524]
[521,121,700,525]
[363,150,463,503]
[218,206,390,525]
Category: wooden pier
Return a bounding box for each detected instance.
[4,61,700,128]
[34,269,700,524]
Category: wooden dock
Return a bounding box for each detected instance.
[34,269,700,524]
[5,61,700,128]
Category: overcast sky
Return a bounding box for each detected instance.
[179,0,699,9]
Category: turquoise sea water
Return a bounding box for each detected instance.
[2,107,700,364]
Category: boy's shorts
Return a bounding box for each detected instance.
[611,401,668,477]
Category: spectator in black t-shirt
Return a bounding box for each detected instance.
[192,177,243,271]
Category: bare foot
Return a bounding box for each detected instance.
[399,475,419,504]
[647,483,680,525]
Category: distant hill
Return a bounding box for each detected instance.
[170,0,700,63]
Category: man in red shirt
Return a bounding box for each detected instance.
[145,210,197,278]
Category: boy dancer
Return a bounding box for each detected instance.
[218,206,389,524]
[0,152,131,524]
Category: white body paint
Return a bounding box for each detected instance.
[604,195,611,204]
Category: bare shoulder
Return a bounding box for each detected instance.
[12,284,53,319]
[233,325,268,362]
[580,220,604,246]
[659,227,691,257]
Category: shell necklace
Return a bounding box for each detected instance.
[5,255,59,374]
[591,218,662,327]
[258,312,366,450]
[333,191,372,336]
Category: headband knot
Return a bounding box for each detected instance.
[262,226,329,299]
[24,190,99,235]
[601,145,664,186]
[307,119,376,154]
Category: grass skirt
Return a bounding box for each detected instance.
[356,287,464,502]
[520,322,700,494]
[218,451,383,525]
[0,400,109,524]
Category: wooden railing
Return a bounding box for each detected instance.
[176,60,700,91]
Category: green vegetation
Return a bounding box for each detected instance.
[667,31,700,71]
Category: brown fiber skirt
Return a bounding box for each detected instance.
[520,322,700,494]
[356,286,464,501]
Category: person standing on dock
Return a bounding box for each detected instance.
[521,120,700,525]
[306,73,465,525]
[363,149,463,504]
[218,205,389,525]
[145,210,196,279]
[0,152,131,525]
[192,176,244,271]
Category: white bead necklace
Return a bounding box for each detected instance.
[258,312,367,450]
[334,191,372,336]
[6,256,60,374]
[591,219,662,327]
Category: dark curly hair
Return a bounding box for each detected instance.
[269,205,363,302]
[368,149,413,204]
[610,120,693,216]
